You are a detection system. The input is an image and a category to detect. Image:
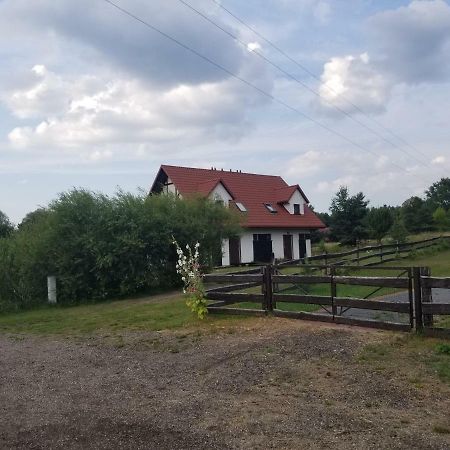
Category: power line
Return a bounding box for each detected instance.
[208,0,434,165]
[177,0,433,171]
[101,0,432,188]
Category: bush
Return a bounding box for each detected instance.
[0,189,241,312]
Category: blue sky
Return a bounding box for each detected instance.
[1,0,450,223]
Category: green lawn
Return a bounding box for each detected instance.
[0,295,249,335]
[386,248,450,276]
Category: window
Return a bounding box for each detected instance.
[264,203,277,213]
[235,202,247,212]
[293,203,301,215]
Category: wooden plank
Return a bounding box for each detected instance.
[206,281,261,293]
[334,276,409,288]
[273,309,334,323]
[272,274,331,284]
[333,316,411,332]
[272,293,332,305]
[207,301,227,307]
[205,292,264,303]
[421,277,450,289]
[347,264,410,271]
[334,297,410,313]
[422,303,450,315]
[207,306,267,316]
[422,327,450,339]
[203,274,263,283]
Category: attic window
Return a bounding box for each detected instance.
[264,203,277,213]
[236,202,247,212]
[293,204,301,215]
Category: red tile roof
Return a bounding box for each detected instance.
[152,165,325,229]
[196,178,235,199]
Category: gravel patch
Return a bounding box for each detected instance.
[1,320,449,449]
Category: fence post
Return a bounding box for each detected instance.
[330,266,336,319]
[380,243,383,262]
[407,268,414,329]
[263,265,273,312]
[47,276,57,304]
[421,266,433,327]
[413,267,423,332]
[356,242,360,266]
[269,266,275,310]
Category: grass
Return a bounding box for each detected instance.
[358,334,450,384]
[0,295,250,335]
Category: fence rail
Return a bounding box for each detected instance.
[278,235,450,267]
[203,263,450,339]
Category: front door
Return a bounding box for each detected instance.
[299,234,307,259]
[253,234,273,263]
[229,237,241,265]
[283,234,293,260]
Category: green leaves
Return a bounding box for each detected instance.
[329,186,369,245]
[0,189,241,312]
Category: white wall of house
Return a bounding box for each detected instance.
[208,182,233,204]
[221,228,311,266]
[283,189,306,215]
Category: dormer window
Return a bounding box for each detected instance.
[236,202,247,212]
[293,204,301,215]
[264,203,277,213]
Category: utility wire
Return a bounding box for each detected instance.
[208,0,433,165]
[101,0,431,187]
[177,0,433,171]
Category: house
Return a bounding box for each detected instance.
[150,164,325,266]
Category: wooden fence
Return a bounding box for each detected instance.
[283,235,450,267]
[203,264,450,338]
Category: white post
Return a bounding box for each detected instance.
[47,276,57,304]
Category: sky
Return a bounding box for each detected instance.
[1,0,450,223]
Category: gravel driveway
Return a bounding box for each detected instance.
[1,320,449,449]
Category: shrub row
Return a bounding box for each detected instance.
[0,189,241,312]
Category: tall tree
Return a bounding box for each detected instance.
[401,196,433,232]
[389,213,408,243]
[329,186,369,245]
[364,206,394,243]
[432,207,449,232]
[426,178,450,210]
[0,210,14,238]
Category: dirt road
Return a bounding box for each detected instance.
[1,320,449,449]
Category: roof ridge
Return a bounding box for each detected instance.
[161,164,284,179]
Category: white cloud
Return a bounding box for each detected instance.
[5,61,272,161]
[432,155,446,164]
[247,42,261,52]
[368,0,450,83]
[318,53,391,114]
[317,1,450,116]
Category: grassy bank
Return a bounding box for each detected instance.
[0,294,250,335]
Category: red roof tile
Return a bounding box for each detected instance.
[152,165,325,229]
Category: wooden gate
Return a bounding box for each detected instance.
[204,264,418,333]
